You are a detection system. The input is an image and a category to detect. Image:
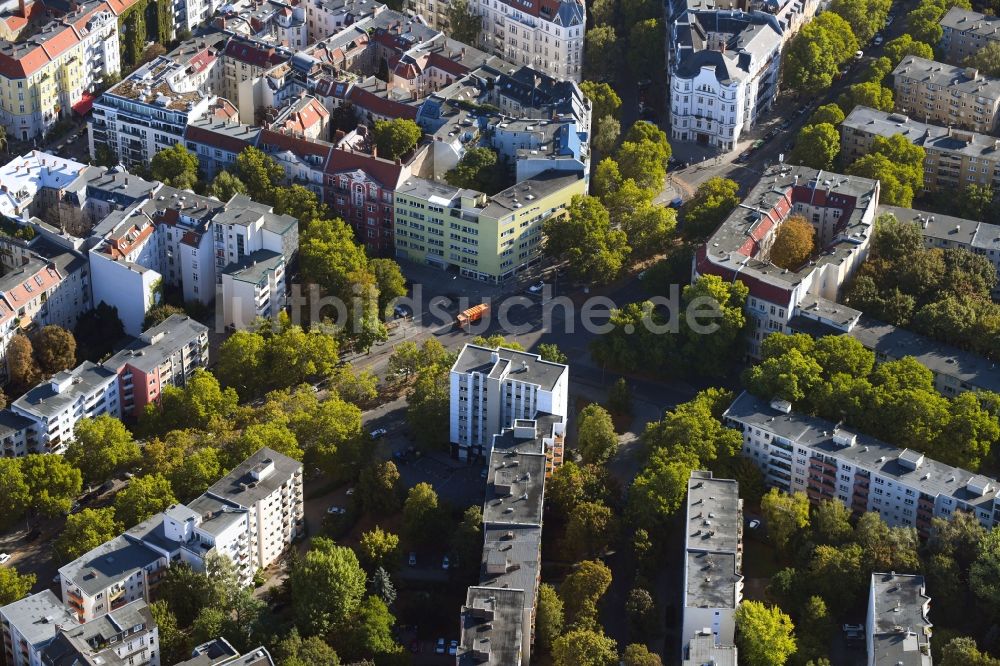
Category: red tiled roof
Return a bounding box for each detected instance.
[223,40,284,68]
[427,51,468,77]
[695,245,793,307]
[325,148,404,188]
[0,263,62,326]
[347,86,418,120]
[259,128,333,161]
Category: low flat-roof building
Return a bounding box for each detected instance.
[866,572,932,665]
[681,471,743,657]
[0,590,80,666]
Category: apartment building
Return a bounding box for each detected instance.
[724,391,1000,535]
[0,258,66,375]
[324,148,408,257]
[102,314,211,418]
[669,13,781,151]
[457,414,562,666]
[305,0,381,44]
[89,56,237,169]
[184,116,262,180]
[40,600,159,666]
[892,56,1000,135]
[841,106,1000,193]
[59,448,303,622]
[0,590,79,666]
[939,7,1000,65]
[6,361,120,456]
[395,170,585,282]
[847,316,1000,396]
[449,344,569,460]
[474,0,584,81]
[0,0,122,141]
[681,471,743,657]
[1,593,159,666]
[866,573,932,666]
[877,204,1000,300]
[693,164,880,358]
[177,639,275,666]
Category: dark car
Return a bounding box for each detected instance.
[736,150,753,163]
[765,128,778,140]
[779,118,793,130]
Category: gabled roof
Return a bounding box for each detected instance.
[324,148,405,187]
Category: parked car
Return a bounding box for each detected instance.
[345,487,355,496]
[0,554,10,565]
[752,139,765,150]
[779,118,793,130]
[873,33,884,46]
[527,280,545,293]
[98,480,114,494]
[370,428,388,440]
[748,519,761,529]
[765,128,778,140]
[480,467,489,479]
[435,638,446,654]
[393,305,411,318]
[855,50,864,60]
[449,640,458,656]
[326,505,346,515]
[442,555,450,570]
[736,150,753,163]
[408,552,417,567]
[668,197,684,208]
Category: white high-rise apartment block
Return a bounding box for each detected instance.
[58,448,303,623]
[681,471,743,657]
[449,344,568,461]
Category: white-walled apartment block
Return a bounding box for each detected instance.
[59,448,303,623]
[0,593,159,666]
[176,638,276,665]
[89,56,238,170]
[693,165,881,359]
[725,391,1000,536]
[681,471,742,658]
[7,361,120,456]
[866,573,932,666]
[423,0,585,82]
[449,344,568,461]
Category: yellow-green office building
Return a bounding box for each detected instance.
[393,169,586,283]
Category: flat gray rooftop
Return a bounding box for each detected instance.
[686,551,740,609]
[103,314,208,374]
[849,316,1000,393]
[12,361,117,419]
[683,632,738,666]
[483,444,546,527]
[458,587,525,666]
[0,590,78,648]
[58,534,162,596]
[870,572,932,666]
[725,391,1000,512]
[202,447,300,509]
[686,471,742,555]
[451,344,567,391]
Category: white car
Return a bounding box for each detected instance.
[873,34,883,45]
[435,638,446,654]
[0,553,10,565]
[748,519,761,529]
[527,281,545,293]
[370,428,388,440]
[442,555,450,570]
[326,505,347,515]
[449,640,458,656]
[345,487,355,496]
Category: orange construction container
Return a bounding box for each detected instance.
[456,303,489,327]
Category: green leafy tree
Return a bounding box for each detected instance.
[790,124,840,170]
[66,415,140,485]
[629,449,700,530]
[796,596,833,665]
[0,567,36,606]
[760,489,810,552]
[157,564,217,626]
[168,447,223,501]
[584,27,619,81]
[812,499,853,545]
[114,474,177,527]
[143,368,240,434]
[577,404,618,464]
[445,0,480,45]
[628,19,665,77]
[235,147,285,205]
[142,304,185,330]
[735,601,797,666]
[580,81,622,121]
[274,184,329,229]
[884,34,934,66]
[552,629,619,666]
[402,482,440,544]
[276,629,341,666]
[149,601,191,665]
[783,14,858,95]
[680,177,740,241]
[536,583,564,653]
[622,644,663,666]
[290,538,367,636]
[624,203,677,259]
[592,115,621,154]
[769,215,815,269]
[35,325,76,375]
[608,378,632,415]
[0,458,29,525]
[847,135,924,207]
[837,81,894,114]
[358,526,400,571]
[56,508,123,563]
[543,195,629,284]
[940,637,1000,666]
[808,544,866,615]
[208,170,246,201]
[970,527,1000,606]
[565,500,615,559]
[371,258,407,320]
[407,362,451,450]
[22,453,82,518]
[615,138,668,191]
[864,56,894,84]
[560,559,612,629]
[358,461,402,516]
[956,184,996,222]
[444,146,501,192]
[625,587,657,635]
[372,119,422,160]
[337,596,404,662]
[829,0,891,44]
[7,334,40,393]
[854,512,921,573]
[964,41,1000,76]
[743,348,823,405]
[150,144,199,190]
[808,103,846,126]
[537,343,568,364]
[643,389,741,463]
